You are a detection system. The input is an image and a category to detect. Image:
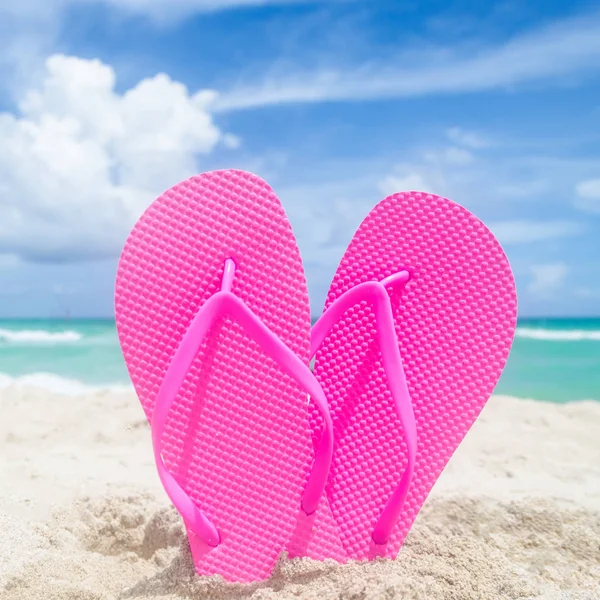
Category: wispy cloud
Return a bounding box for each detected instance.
[528,263,569,296]
[488,220,585,245]
[214,9,600,112]
[446,127,490,149]
[90,0,325,21]
[575,178,600,213]
[0,0,325,93]
[4,0,318,19]
[378,172,436,196]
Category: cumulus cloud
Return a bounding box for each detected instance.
[0,54,230,262]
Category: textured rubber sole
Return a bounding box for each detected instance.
[312,191,517,560]
[115,170,342,581]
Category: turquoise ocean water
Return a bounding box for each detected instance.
[0,318,599,401]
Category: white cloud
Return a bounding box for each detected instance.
[214,10,600,111]
[276,176,377,312]
[378,142,476,199]
[0,0,318,97]
[446,127,490,149]
[576,178,600,197]
[575,178,600,213]
[446,147,473,165]
[3,0,313,19]
[378,172,436,196]
[528,263,568,295]
[0,254,22,269]
[424,146,475,167]
[0,3,60,95]
[100,0,316,20]
[222,132,242,149]
[377,130,600,218]
[487,220,584,244]
[0,54,232,262]
[574,287,600,299]
[494,179,549,199]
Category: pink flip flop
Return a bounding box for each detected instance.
[115,170,341,583]
[311,191,517,560]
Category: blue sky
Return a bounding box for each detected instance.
[0,0,599,318]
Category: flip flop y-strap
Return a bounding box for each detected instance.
[311,270,416,545]
[152,258,334,548]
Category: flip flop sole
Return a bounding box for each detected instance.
[313,191,517,559]
[116,170,325,581]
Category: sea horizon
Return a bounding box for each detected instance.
[1,316,598,402]
[1,315,599,321]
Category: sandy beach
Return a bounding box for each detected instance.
[1,387,599,599]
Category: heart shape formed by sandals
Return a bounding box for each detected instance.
[115,170,517,583]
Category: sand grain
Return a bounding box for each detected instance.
[1,389,599,599]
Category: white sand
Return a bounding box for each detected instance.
[1,386,599,599]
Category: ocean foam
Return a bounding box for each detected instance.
[0,372,132,396]
[516,327,600,341]
[0,328,82,343]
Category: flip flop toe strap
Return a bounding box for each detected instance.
[151,259,334,547]
[311,271,417,545]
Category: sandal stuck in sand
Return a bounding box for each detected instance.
[116,170,517,583]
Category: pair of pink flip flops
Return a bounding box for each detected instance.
[115,170,517,583]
